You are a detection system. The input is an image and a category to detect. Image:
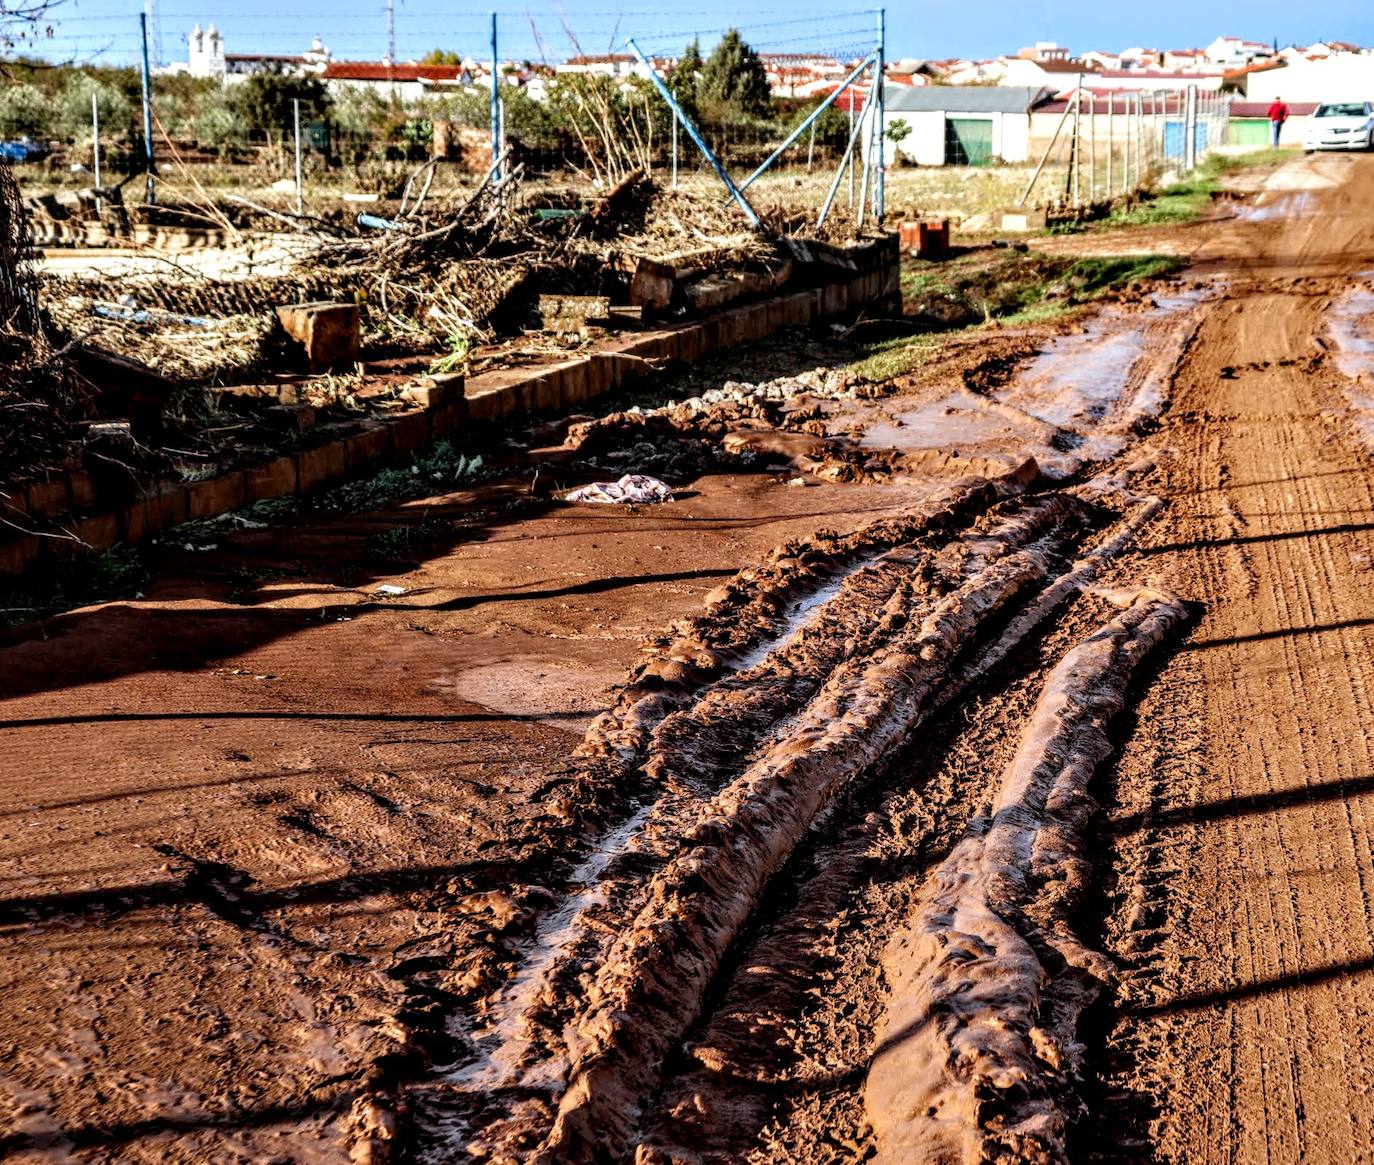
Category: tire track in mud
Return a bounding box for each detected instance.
[387,474,1187,1163]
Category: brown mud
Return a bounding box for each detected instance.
[7,150,1374,1165]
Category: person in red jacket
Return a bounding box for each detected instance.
[1269,97,1290,147]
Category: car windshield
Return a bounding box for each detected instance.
[1316,103,1369,117]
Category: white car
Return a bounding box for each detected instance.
[1304,101,1374,152]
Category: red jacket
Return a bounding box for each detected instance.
[1268,101,1289,123]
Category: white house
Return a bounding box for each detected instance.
[1247,54,1374,104]
[1119,47,1162,70]
[1206,36,1273,67]
[1082,50,1122,71]
[879,85,1050,166]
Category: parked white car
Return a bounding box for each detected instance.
[1304,102,1374,152]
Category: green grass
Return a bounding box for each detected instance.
[1085,147,1302,230]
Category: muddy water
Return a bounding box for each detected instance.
[1326,286,1374,449]
[998,288,1211,472]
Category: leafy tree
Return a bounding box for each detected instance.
[885,117,911,144]
[698,29,771,121]
[55,73,132,144]
[0,82,49,138]
[668,37,702,122]
[420,48,462,66]
[229,68,330,147]
[193,86,246,150]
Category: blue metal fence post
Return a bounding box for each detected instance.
[139,12,156,204]
[490,12,501,183]
[625,38,761,228]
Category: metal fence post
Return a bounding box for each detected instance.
[1089,91,1096,202]
[875,6,885,221]
[91,91,102,216]
[1107,91,1114,196]
[1184,84,1198,172]
[490,12,501,183]
[139,12,156,204]
[1072,73,1082,206]
[626,37,760,227]
[671,117,678,188]
[293,98,304,214]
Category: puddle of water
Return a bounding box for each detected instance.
[436,802,657,1098]
[1241,191,1316,222]
[1326,288,1374,449]
[999,287,1210,438]
[734,551,890,671]
[859,392,1017,453]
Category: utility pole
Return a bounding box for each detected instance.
[139,12,156,204]
[144,0,162,68]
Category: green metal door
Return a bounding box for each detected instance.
[1228,118,1271,147]
[945,117,994,165]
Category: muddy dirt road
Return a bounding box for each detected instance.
[6,151,1374,1163]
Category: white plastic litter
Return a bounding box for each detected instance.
[566,474,674,505]
[376,584,408,596]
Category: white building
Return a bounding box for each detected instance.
[187,22,224,78]
[1247,54,1374,104]
[878,85,1049,166]
[1206,36,1273,67]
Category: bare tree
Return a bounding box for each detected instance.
[1,0,58,57]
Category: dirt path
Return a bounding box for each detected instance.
[1094,154,1374,1163]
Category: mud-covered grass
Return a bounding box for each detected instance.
[843,249,1185,381]
[0,543,148,628]
[1083,148,1301,230]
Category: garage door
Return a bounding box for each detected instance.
[945,117,994,166]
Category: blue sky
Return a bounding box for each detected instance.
[30,0,1374,70]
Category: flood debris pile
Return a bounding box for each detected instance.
[0,161,90,488]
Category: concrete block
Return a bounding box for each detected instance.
[244,454,299,502]
[673,324,703,365]
[822,281,849,318]
[295,441,347,495]
[532,367,564,413]
[75,512,119,551]
[999,208,1048,232]
[345,422,390,470]
[120,497,153,544]
[401,374,465,410]
[67,470,97,512]
[187,473,246,521]
[26,477,69,519]
[431,402,466,440]
[585,353,613,400]
[465,389,507,424]
[148,485,190,533]
[387,410,431,457]
[0,534,41,576]
[743,303,769,343]
[275,302,361,372]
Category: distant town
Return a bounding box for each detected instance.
[159,28,1369,109]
